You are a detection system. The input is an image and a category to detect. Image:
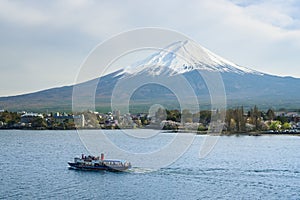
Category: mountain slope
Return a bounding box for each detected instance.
[121,40,262,76]
[1,40,299,112]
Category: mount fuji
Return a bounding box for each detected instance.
[120,40,262,76]
[1,40,300,112]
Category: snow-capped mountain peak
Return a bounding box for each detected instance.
[121,40,263,76]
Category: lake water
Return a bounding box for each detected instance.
[1,130,300,199]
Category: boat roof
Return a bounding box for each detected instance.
[103,159,127,163]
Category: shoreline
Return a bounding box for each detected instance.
[164,130,300,136]
[1,128,299,136]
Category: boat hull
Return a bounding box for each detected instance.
[68,162,130,172]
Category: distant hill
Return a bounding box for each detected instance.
[1,40,300,112]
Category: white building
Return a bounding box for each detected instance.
[21,113,43,123]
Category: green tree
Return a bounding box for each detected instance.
[31,117,46,128]
[276,115,288,124]
[269,121,281,131]
[182,109,193,123]
[0,111,21,127]
[199,110,211,124]
[140,116,150,125]
[266,109,276,120]
[166,110,181,122]
[197,124,207,131]
[253,105,261,130]
[155,108,167,122]
[248,106,262,131]
[282,122,291,130]
[225,107,246,132]
[234,107,245,132]
[225,109,234,132]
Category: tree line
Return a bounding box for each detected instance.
[156,106,294,133]
[0,106,296,132]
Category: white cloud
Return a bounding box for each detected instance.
[1,0,300,96]
[0,0,48,26]
[233,0,300,29]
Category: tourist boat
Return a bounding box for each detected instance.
[68,153,131,172]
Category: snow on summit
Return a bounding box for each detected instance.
[122,40,263,76]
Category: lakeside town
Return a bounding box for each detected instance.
[0,106,300,134]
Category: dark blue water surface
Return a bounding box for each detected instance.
[0,130,299,200]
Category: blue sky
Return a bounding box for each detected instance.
[1,0,300,96]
